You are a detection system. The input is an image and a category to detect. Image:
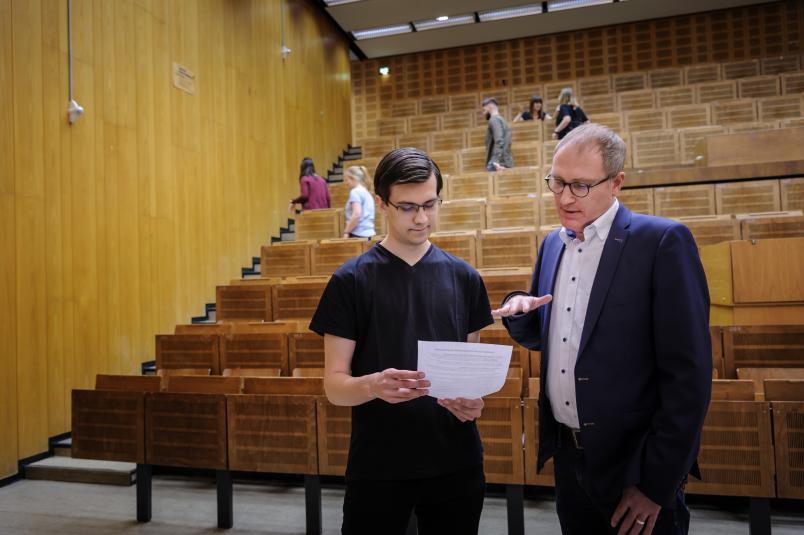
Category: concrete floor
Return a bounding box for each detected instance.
[1,475,803,534]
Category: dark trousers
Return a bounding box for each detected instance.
[553,435,690,535]
[342,465,485,535]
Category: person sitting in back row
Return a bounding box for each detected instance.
[553,87,589,140]
[289,157,331,213]
[513,95,551,123]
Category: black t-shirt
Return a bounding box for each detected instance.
[309,243,494,480]
[556,104,588,138]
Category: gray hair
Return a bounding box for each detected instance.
[553,123,626,177]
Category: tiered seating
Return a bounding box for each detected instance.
[294,208,344,240]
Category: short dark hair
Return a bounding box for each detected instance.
[373,148,443,203]
[481,97,498,107]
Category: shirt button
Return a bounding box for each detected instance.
[571,277,576,282]
[561,369,566,374]
[566,307,571,312]
[565,401,570,406]
[578,248,583,253]
[562,337,567,342]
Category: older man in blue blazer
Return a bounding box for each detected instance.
[493,123,711,535]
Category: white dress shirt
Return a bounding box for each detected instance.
[547,198,619,429]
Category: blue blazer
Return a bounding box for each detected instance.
[503,204,712,507]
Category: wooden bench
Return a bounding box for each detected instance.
[710,379,755,401]
[631,130,680,168]
[539,193,560,227]
[144,378,234,527]
[438,199,487,232]
[618,188,654,215]
[523,378,555,487]
[711,98,757,125]
[493,166,542,197]
[479,325,531,377]
[625,109,665,132]
[430,150,459,175]
[430,128,466,152]
[679,126,726,164]
[696,81,738,104]
[654,184,716,218]
[407,114,439,135]
[737,368,804,400]
[447,172,493,201]
[511,141,542,168]
[271,279,329,321]
[766,379,804,499]
[739,212,804,240]
[486,197,539,229]
[156,334,221,375]
[220,333,289,376]
[667,104,711,129]
[677,215,740,247]
[395,132,431,152]
[479,267,533,310]
[439,111,476,132]
[738,75,781,99]
[781,177,804,212]
[477,228,538,269]
[429,230,478,266]
[684,63,721,85]
[758,95,803,121]
[715,180,781,215]
[216,284,272,322]
[289,331,326,370]
[723,59,761,79]
[649,68,683,89]
[311,239,365,277]
[458,147,488,174]
[295,209,343,241]
[72,375,161,522]
[261,241,313,278]
[723,325,804,378]
[477,374,526,534]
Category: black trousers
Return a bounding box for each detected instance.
[341,465,485,535]
[553,438,690,535]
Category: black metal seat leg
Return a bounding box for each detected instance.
[136,463,152,523]
[505,484,525,535]
[304,475,322,535]
[749,497,771,535]
[216,470,233,529]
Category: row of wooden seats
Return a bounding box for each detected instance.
[72,373,804,506]
[361,114,804,165]
[354,121,804,175]
[163,322,536,379]
[366,56,803,128]
[710,325,804,379]
[299,178,804,242]
[362,89,804,148]
[218,267,535,322]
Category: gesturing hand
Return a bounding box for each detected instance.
[369,369,430,404]
[438,397,484,422]
[611,485,661,535]
[491,294,552,319]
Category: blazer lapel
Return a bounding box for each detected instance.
[538,233,566,381]
[577,205,632,360]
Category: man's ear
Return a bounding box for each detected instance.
[375,194,387,214]
[612,171,625,195]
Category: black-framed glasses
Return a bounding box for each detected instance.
[386,198,442,215]
[544,174,612,198]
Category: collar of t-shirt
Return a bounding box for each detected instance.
[558,198,619,245]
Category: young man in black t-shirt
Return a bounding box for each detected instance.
[310,147,494,535]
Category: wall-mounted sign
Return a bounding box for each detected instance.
[172,62,196,95]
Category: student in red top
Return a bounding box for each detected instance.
[289,157,331,212]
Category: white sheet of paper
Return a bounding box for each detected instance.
[417,341,513,399]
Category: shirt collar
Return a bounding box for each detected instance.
[559,198,620,245]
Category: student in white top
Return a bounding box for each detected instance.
[342,165,376,239]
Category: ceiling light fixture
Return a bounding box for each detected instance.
[413,14,475,32]
[478,3,543,22]
[352,23,412,40]
[378,66,390,76]
[436,16,449,22]
[322,0,364,6]
[547,0,613,13]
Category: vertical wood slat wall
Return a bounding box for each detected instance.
[0,0,352,479]
[351,0,804,143]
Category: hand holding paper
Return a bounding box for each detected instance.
[417,341,513,399]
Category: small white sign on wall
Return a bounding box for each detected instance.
[172,62,196,95]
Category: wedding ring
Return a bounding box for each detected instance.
[636,518,646,525]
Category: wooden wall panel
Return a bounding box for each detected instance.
[0,0,351,479]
